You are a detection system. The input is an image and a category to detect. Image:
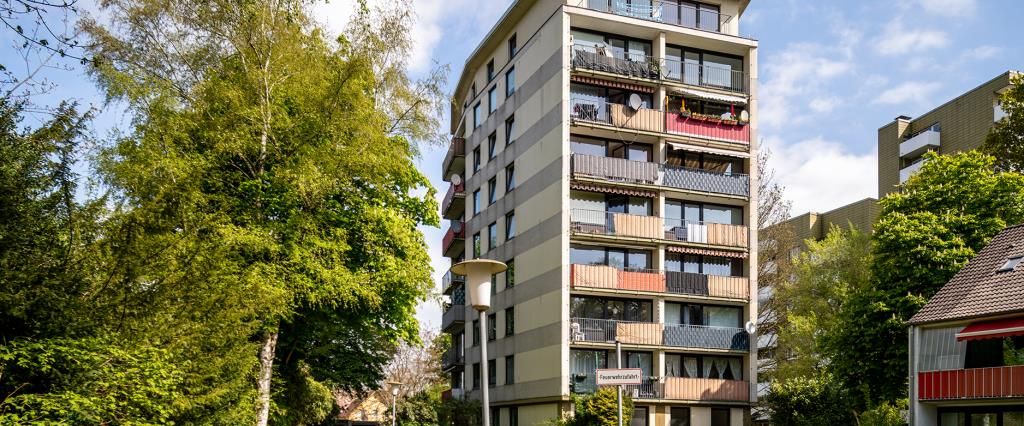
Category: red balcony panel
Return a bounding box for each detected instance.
[441,182,466,219]
[666,113,750,144]
[442,222,465,255]
[918,366,1024,400]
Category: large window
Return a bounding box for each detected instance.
[570,83,654,122]
[473,319,480,346]
[508,34,517,58]
[665,149,744,175]
[486,59,495,81]
[571,295,653,322]
[488,313,496,341]
[505,258,515,288]
[571,29,652,61]
[473,233,481,257]
[665,354,743,380]
[624,351,653,377]
[488,132,497,159]
[571,190,653,217]
[665,45,743,91]
[488,358,496,386]
[664,199,743,227]
[660,0,721,31]
[570,135,652,161]
[664,302,741,328]
[711,408,730,426]
[473,147,482,172]
[472,190,481,215]
[570,245,652,270]
[670,408,690,426]
[666,253,743,277]
[631,407,649,426]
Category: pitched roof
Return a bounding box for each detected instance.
[909,223,1024,325]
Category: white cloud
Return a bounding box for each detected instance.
[874,20,949,56]
[962,45,1001,61]
[760,42,854,129]
[764,136,878,214]
[808,97,840,113]
[912,0,977,17]
[873,81,942,106]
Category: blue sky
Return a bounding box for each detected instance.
[5,0,1021,329]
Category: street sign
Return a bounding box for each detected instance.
[595,368,643,386]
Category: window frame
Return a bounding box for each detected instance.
[488,86,498,114]
[473,102,482,128]
[487,59,495,81]
[505,355,515,385]
[505,258,515,289]
[508,33,517,58]
[505,211,516,240]
[488,177,498,205]
[473,232,481,257]
[488,132,498,158]
[473,362,481,389]
[473,146,482,172]
[505,115,515,145]
[488,222,498,250]
[505,163,516,192]
[506,66,516,97]
[505,306,515,336]
[472,189,481,215]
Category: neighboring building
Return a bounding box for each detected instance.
[334,392,387,426]
[878,70,1019,197]
[907,224,1024,426]
[779,197,880,249]
[439,1,759,425]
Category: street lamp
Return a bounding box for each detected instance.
[387,381,403,426]
[450,259,507,426]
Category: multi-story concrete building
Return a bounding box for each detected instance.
[908,223,1024,426]
[438,1,759,425]
[878,70,1019,197]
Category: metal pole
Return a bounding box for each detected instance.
[616,340,622,426]
[480,310,490,426]
[392,394,397,426]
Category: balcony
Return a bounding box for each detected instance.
[442,221,465,258]
[442,303,466,333]
[571,43,660,80]
[441,182,465,220]
[899,129,940,159]
[571,98,665,133]
[918,366,1024,401]
[575,0,738,37]
[570,208,749,249]
[442,346,465,371]
[572,376,749,402]
[666,112,750,144]
[441,271,465,295]
[571,264,749,300]
[570,46,748,94]
[662,59,746,93]
[442,137,466,181]
[570,153,750,198]
[662,165,749,197]
[570,317,749,351]
[900,159,925,184]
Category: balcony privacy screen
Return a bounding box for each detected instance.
[918,326,967,372]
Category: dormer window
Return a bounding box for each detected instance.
[998,256,1023,272]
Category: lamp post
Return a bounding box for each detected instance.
[387,381,402,426]
[450,259,507,426]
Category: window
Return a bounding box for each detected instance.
[664,45,744,91]
[488,313,496,341]
[665,253,743,277]
[488,358,496,386]
[570,295,653,322]
[491,409,500,426]
[473,102,481,128]
[488,132,497,158]
[506,67,516,97]
[670,407,690,426]
[569,135,653,161]
[472,362,481,389]
[491,273,497,295]
[509,407,518,426]
[473,232,481,257]
[711,408,730,426]
[505,115,515,145]
[505,355,515,384]
[631,406,649,426]
[505,163,516,192]
[488,178,498,204]
[999,256,1023,272]
[473,147,481,172]
[505,307,515,336]
[473,319,480,346]
[505,211,516,240]
[665,354,743,380]
[487,59,495,81]
[664,302,742,328]
[489,87,498,114]
[508,33,517,58]
[665,147,744,175]
[570,245,653,270]
[488,222,498,250]
[505,258,515,288]
[663,199,743,227]
[473,190,481,215]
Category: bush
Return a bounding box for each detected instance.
[859,400,907,426]
[764,375,856,426]
[550,388,633,426]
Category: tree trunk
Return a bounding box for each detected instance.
[256,330,278,426]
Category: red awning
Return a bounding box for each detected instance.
[956,317,1024,341]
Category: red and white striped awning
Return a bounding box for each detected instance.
[956,317,1024,341]
[667,245,748,259]
[571,75,655,93]
[570,182,657,198]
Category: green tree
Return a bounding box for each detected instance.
[764,375,856,426]
[982,74,1024,171]
[772,226,872,381]
[80,0,443,423]
[828,151,1024,406]
[552,388,633,426]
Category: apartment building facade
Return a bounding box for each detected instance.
[908,224,1024,426]
[878,70,1019,197]
[439,1,759,425]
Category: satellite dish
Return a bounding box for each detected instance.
[452,221,463,233]
[739,110,749,122]
[745,321,757,335]
[450,174,462,186]
[627,93,644,111]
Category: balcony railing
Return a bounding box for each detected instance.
[442,221,465,257]
[918,366,1024,401]
[570,208,748,248]
[442,346,465,370]
[666,112,751,143]
[576,0,737,37]
[572,375,748,402]
[571,98,666,133]
[441,182,465,219]
[570,153,750,198]
[662,58,745,93]
[571,264,749,300]
[442,271,466,295]
[662,165,749,197]
[442,137,466,180]
[570,317,749,351]
[442,303,466,332]
[571,44,661,80]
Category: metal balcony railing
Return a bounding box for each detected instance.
[570,97,666,133]
[662,165,749,197]
[442,304,466,332]
[441,182,465,219]
[571,375,748,401]
[570,154,659,185]
[442,137,466,180]
[570,208,748,249]
[570,44,660,80]
[918,366,1024,401]
[570,317,749,351]
[577,0,737,36]
[442,346,465,370]
[569,154,750,198]
[442,221,465,256]
[570,264,749,300]
[442,271,466,295]
[662,58,745,93]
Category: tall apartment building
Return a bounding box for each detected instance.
[878,70,1019,197]
[438,1,759,425]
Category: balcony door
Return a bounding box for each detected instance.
[665,302,741,328]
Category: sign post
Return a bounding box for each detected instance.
[616,341,622,426]
[596,341,646,426]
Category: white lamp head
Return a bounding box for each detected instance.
[391,387,400,396]
[450,259,507,311]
